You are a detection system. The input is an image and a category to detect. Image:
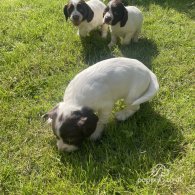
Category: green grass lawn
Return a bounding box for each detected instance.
[0,0,194,194]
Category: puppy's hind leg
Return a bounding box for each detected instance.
[132,30,141,43]
[90,108,112,140]
[101,23,109,38]
[108,34,117,48]
[121,33,133,45]
[115,104,140,121]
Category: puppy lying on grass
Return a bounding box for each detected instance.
[43,57,159,152]
[103,0,143,48]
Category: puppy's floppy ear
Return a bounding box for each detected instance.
[103,6,109,17]
[42,105,59,121]
[77,107,98,137]
[63,4,69,21]
[120,6,128,27]
[83,2,94,22]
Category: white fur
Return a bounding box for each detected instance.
[69,0,108,37]
[57,57,159,140]
[104,5,143,47]
[46,118,52,124]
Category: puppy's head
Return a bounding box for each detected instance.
[63,0,94,26]
[43,103,98,152]
[103,0,128,27]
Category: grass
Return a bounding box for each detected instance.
[0,0,194,194]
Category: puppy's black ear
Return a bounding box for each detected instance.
[120,7,128,27]
[84,3,94,22]
[103,6,109,17]
[42,105,59,121]
[63,4,69,21]
[77,107,98,137]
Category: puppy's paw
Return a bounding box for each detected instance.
[121,39,131,45]
[115,110,135,121]
[108,42,114,49]
[90,131,102,141]
[133,37,138,42]
[77,30,87,37]
[57,140,78,152]
[101,32,108,39]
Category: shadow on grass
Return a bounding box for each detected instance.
[80,31,158,69]
[58,103,184,185]
[118,37,158,68]
[124,0,194,19]
[80,30,113,65]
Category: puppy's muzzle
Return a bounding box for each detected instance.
[104,16,112,24]
[72,15,81,26]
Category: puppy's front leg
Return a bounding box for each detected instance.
[101,23,108,38]
[108,34,117,48]
[78,28,89,37]
[90,109,111,140]
[121,33,133,45]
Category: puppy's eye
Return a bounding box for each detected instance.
[68,4,74,13]
[77,4,82,10]
[69,4,74,10]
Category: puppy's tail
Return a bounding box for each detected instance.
[131,71,159,106]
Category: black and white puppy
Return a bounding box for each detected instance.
[63,0,108,38]
[103,0,143,47]
[43,57,159,152]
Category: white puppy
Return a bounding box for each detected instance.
[43,57,159,152]
[63,0,108,38]
[103,0,143,47]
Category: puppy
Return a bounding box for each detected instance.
[63,0,108,38]
[43,57,159,152]
[103,0,143,47]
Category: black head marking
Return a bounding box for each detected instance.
[120,7,128,27]
[110,0,128,27]
[63,3,74,21]
[79,107,98,137]
[59,107,98,146]
[77,1,94,22]
[103,6,109,17]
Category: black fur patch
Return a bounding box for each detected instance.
[77,1,94,22]
[103,6,109,17]
[110,0,128,27]
[59,114,64,122]
[63,3,74,21]
[59,107,98,146]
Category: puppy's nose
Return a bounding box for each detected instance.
[73,15,79,21]
[104,16,112,23]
